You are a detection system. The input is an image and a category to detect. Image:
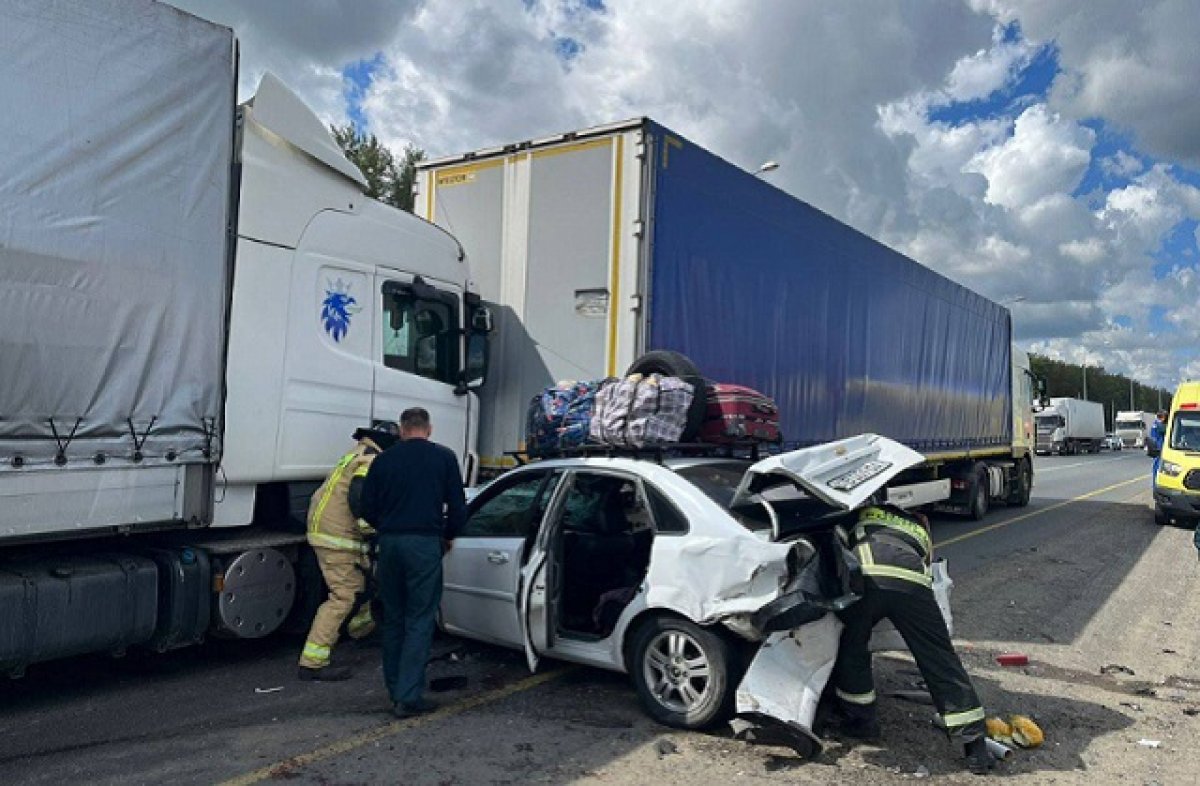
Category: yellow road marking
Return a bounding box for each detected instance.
[936,476,1146,549]
[218,667,572,786]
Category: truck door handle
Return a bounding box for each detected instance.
[487,551,510,565]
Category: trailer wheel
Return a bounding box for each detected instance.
[1007,458,1032,507]
[627,351,709,441]
[968,464,990,521]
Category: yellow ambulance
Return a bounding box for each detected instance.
[1152,380,1200,524]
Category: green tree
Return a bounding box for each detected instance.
[329,124,425,212]
[1029,353,1172,428]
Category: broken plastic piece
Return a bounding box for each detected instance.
[1137,739,1162,749]
[996,652,1029,667]
[254,686,284,694]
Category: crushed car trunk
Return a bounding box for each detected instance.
[718,435,955,756]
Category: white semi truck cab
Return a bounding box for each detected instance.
[0,1,489,674]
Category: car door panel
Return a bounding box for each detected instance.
[442,470,560,650]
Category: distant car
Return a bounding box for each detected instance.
[440,435,933,732]
[1103,433,1123,450]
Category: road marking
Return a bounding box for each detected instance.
[1035,454,1142,473]
[936,476,1146,549]
[218,667,572,786]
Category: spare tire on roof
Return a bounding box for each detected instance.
[626,350,709,442]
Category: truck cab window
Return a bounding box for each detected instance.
[381,284,459,385]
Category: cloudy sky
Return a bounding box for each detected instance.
[171,0,1200,388]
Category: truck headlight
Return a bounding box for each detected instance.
[1160,460,1183,477]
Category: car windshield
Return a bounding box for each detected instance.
[1115,419,1143,430]
[1169,413,1200,452]
[673,462,771,532]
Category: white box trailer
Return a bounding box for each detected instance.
[1035,398,1106,455]
[416,119,1038,520]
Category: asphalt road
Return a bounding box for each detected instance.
[2,449,1197,785]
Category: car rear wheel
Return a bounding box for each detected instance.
[629,615,734,730]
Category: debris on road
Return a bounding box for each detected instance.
[1135,687,1158,697]
[656,739,680,757]
[1183,707,1200,717]
[1009,715,1044,748]
[1119,702,1143,712]
[996,652,1029,667]
[1101,664,1136,676]
[985,738,1013,760]
[1137,739,1162,749]
[985,716,1012,740]
[254,686,284,694]
[913,764,931,778]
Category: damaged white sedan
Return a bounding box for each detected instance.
[440,434,948,745]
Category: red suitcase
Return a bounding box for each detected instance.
[700,383,781,444]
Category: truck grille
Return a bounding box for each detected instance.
[1121,437,1137,447]
[1184,471,1200,491]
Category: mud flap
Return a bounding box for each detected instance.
[733,613,843,756]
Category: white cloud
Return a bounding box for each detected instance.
[980,0,1200,165]
[162,0,1200,387]
[1101,150,1144,179]
[965,104,1094,210]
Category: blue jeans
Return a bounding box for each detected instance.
[377,534,443,705]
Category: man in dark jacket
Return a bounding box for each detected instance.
[361,407,467,717]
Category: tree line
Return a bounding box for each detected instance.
[1029,353,1173,427]
[330,123,424,212]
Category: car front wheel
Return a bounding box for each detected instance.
[629,615,735,730]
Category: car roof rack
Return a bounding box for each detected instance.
[507,441,779,466]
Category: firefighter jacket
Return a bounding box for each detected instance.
[847,504,933,589]
[306,437,383,552]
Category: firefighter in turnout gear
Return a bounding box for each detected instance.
[297,423,400,681]
[832,503,994,775]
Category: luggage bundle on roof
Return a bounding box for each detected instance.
[524,352,781,457]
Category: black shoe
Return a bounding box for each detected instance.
[393,697,438,718]
[836,716,882,741]
[297,665,352,682]
[964,738,996,775]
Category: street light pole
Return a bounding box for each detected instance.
[1130,378,1135,410]
[1082,364,1088,400]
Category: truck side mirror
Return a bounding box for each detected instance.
[463,332,489,391]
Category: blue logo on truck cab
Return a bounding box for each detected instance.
[321,280,360,342]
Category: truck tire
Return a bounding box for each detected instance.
[1007,458,1032,507]
[627,351,709,442]
[628,614,736,730]
[968,464,990,521]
